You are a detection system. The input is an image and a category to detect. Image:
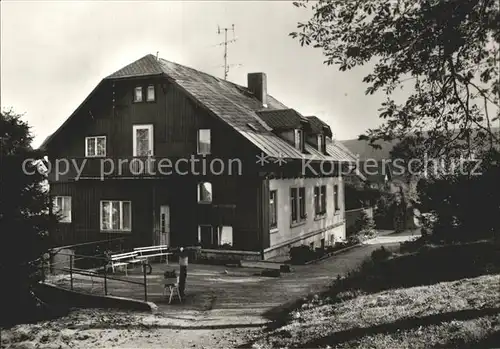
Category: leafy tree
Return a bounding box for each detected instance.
[416,148,500,241]
[0,110,55,325]
[291,0,500,156]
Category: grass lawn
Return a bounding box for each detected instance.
[249,239,500,349]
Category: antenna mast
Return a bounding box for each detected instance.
[217,24,237,80]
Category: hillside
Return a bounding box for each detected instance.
[341,127,500,161]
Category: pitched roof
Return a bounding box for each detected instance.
[42,54,356,163]
[255,109,309,130]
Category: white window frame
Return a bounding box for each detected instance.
[314,185,327,216]
[198,224,215,246]
[134,86,143,102]
[294,129,303,151]
[198,182,212,203]
[218,226,233,246]
[197,129,211,155]
[269,190,278,229]
[146,85,155,102]
[133,124,154,156]
[298,187,306,220]
[53,196,72,223]
[290,187,298,223]
[100,200,132,232]
[85,136,107,157]
[317,134,324,152]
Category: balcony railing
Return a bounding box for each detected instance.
[47,155,249,181]
[47,156,198,180]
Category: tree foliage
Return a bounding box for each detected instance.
[417,148,500,241]
[291,0,500,156]
[0,110,55,325]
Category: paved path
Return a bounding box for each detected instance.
[52,230,419,329]
[154,230,418,327]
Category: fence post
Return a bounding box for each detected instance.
[69,254,73,291]
[104,259,108,296]
[143,261,147,302]
[41,258,45,283]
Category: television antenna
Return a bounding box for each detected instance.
[217,24,238,80]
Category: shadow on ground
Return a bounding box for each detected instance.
[297,307,500,348]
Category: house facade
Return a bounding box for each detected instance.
[41,54,355,260]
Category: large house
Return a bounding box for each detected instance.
[41,54,356,260]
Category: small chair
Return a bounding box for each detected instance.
[163,276,182,304]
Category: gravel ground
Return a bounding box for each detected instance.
[1,309,262,349]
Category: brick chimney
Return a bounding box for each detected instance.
[247,73,267,107]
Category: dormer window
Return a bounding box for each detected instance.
[317,135,323,152]
[146,85,155,101]
[134,86,143,102]
[294,129,304,151]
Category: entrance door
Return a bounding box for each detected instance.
[158,205,170,246]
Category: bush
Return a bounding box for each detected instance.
[349,210,378,244]
[417,149,500,242]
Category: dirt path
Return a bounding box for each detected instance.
[2,231,418,349]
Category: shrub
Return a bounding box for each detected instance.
[350,210,378,244]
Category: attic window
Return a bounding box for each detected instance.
[317,135,323,152]
[247,123,258,131]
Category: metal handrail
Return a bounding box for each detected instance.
[53,267,145,286]
[50,237,128,253]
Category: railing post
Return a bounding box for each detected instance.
[143,261,147,302]
[69,254,73,290]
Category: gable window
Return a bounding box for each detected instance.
[85,136,106,157]
[314,185,327,216]
[53,196,71,223]
[198,182,212,203]
[100,200,131,231]
[270,190,277,229]
[146,85,155,101]
[294,129,303,151]
[197,129,211,155]
[133,125,154,156]
[334,184,340,212]
[134,86,143,102]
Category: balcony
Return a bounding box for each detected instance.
[48,156,187,181]
[47,154,250,181]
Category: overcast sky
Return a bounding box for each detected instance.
[2,1,390,147]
